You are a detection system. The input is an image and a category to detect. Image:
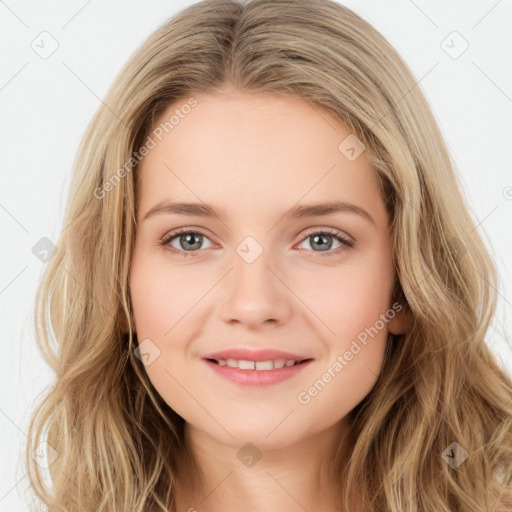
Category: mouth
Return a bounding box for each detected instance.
[205,357,312,370]
[202,356,314,386]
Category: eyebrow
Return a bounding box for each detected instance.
[142,199,376,226]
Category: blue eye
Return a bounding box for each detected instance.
[297,228,354,255]
[162,229,213,256]
[160,228,354,258]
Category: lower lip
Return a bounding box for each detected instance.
[203,359,313,386]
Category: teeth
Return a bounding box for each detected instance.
[215,358,300,370]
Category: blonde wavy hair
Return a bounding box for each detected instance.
[25,0,512,510]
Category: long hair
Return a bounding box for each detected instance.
[25,0,512,510]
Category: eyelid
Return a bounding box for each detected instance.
[159,226,212,245]
[159,226,354,244]
[299,227,354,245]
[160,226,355,257]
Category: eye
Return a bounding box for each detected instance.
[160,227,355,258]
[161,228,213,257]
[296,228,355,257]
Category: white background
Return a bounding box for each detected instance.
[1,1,511,510]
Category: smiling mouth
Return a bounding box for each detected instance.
[206,358,312,370]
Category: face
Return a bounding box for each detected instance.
[129,88,406,451]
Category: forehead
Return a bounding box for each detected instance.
[136,90,385,224]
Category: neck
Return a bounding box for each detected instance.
[171,417,352,512]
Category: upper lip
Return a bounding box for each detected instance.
[203,348,312,362]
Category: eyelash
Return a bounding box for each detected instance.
[160,227,355,258]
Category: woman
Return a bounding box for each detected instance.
[26,1,512,510]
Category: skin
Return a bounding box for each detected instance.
[129,86,408,512]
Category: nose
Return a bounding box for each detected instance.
[219,246,292,329]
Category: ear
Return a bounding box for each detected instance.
[387,306,412,335]
[388,274,414,335]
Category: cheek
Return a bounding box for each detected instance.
[129,252,205,337]
[129,253,199,407]
[298,248,395,345]
[294,258,394,422]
